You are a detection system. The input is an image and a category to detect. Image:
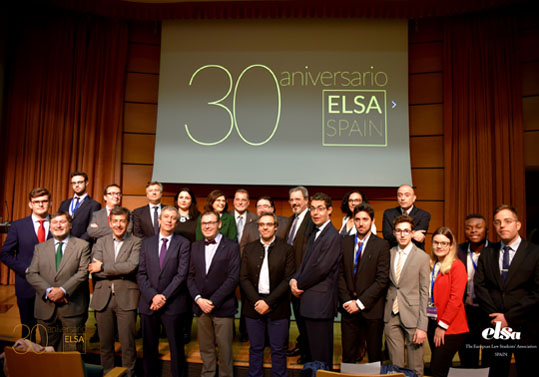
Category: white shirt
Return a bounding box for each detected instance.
[401,205,414,215]
[32,214,50,239]
[159,233,173,258]
[288,208,309,242]
[69,193,88,215]
[235,210,247,240]
[395,242,413,276]
[204,233,222,274]
[258,237,275,294]
[149,203,162,226]
[314,220,331,241]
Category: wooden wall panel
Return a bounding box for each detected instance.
[524,130,539,167]
[409,104,443,136]
[409,42,442,74]
[411,168,444,200]
[125,73,159,103]
[523,96,539,131]
[127,44,160,74]
[122,164,153,195]
[409,73,443,105]
[124,103,157,134]
[410,136,444,168]
[521,61,539,97]
[123,134,155,164]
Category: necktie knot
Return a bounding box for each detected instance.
[162,238,168,245]
[205,239,216,246]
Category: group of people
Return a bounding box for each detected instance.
[0,172,538,377]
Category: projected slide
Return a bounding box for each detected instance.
[153,18,411,187]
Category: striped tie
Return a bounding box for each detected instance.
[392,250,404,314]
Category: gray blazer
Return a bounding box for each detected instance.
[87,207,133,240]
[90,233,142,312]
[384,244,430,331]
[27,237,90,321]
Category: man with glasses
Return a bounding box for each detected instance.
[59,171,101,242]
[1,187,53,341]
[382,184,431,250]
[383,215,429,377]
[87,183,132,240]
[474,205,539,377]
[188,211,240,377]
[289,192,342,367]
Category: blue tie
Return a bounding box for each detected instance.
[354,240,364,275]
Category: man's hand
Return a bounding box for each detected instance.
[47,287,67,303]
[490,313,508,328]
[343,300,360,314]
[196,298,215,314]
[254,300,270,315]
[413,329,427,345]
[289,279,304,298]
[88,258,103,274]
[412,230,426,243]
[150,294,166,311]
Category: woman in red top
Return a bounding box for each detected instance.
[427,227,469,377]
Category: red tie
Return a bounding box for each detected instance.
[37,219,46,243]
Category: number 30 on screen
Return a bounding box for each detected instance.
[185,64,281,146]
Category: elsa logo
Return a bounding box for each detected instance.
[482,322,521,340]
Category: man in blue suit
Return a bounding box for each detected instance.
[290,192,342,367]
[58,171,101,242]
[137,206,191,377]
[188,211,241,377]
[1,187,52,340]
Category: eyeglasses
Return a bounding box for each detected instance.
[31,200,49,206]
[310,206,327,213]
[106,192,122,197]
[201,221,218,227]
[394,229,412,236]
[258,222,275,228]
[348,199,361,204]
[433,241,450,248]
[493,218,517,227]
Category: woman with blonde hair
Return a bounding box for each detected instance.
[427,226,469,377]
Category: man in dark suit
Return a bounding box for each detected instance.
[87,183,132,241]
[240,212,295,377]
[58,171,101,242]
[26,211,90,351]
[132,181,163,239]
[338,203,389,363]
[290,192,342,367]
[285,186,315,362]
[456,213,492,368]
[0,187,52,341]
[89,207,141,377]
[229,188,257,246]
[188,211,240,377]
[137,206,191,377]
[474,205,539,377]
[382,184,430,250]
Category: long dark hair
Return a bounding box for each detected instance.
[203,189,228,213]
[340,190,369,217]
[174,187,200,219]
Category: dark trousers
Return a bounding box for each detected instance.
[37,312,87,352]
[17,295,36,342]
[142,312,186,377]
[291,296,311,360]
[457,304,484,368]
[427,319,467,377]
[341,313,383,362]
[245,316,289,377]
[304,318,334,367]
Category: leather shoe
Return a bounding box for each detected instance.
[286,346,300,357]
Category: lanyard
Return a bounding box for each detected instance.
[430,263,440,304]
[70,196,84,214]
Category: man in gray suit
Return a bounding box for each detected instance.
[89,207,141,377]
[26,211,90,351]
[87,183,132,240]
[383,215,429,376]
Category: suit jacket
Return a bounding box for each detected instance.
[294,222,342,319]
[26,237,90,321]
[474,239,539,333]
[136,233,191,316]
[188,236,240,317]
[229,210,257,245]
[384,244,430,331]
[90,233,142,312]
[0,216,53,298]
[432,259,469,335]
[338,234,390,319]
[59,196,101,241]
[239,215,291,254]
[382,206,431,250]
[240,238,295,320]
[457,240,492,303]
[87,207,133,240]
[132,204,161,239]
[195,212,238,242]
[286,211,316,270]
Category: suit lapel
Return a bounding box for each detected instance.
[389,248,397,285]
[115,235,132,262]
[56,238,76,276]
[504,240,527,286]
[159,235,177,275]
[206,240,223,276]
[489,247,503,288]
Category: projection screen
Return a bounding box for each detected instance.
[153,18,411,187]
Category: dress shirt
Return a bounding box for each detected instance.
[394,242,413,275]
[45,236,70,298]
[158,233,173,258]
[314,220,331,241]
[69,193,88,215]
[343,233,372,311]
[465,242,485,306]
[113,234,126,261]
[32,214,50,238]
[288,208,309,242]
[258,236,276,294]
[401,205,414,215]
[498,237,521,272]
[235,210,247,240]
[149,203,161,224]
[204,233,223,274]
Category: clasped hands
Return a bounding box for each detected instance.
[150,294,167,311]
[47,287,68,303]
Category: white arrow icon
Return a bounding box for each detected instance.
[392,101,397,109]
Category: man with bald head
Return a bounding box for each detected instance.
[382,184,430,250]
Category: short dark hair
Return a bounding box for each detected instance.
[103,183,121,196]
[146,181,163,191]
[204,190,228,213]
[29,188,51,201]
[234,188,249,199]
[110,206,130,223]
[51,211,72,224]
[493,204,519,221]
[70,171,88,181]
[257,196,275,209]
[310,192,332,209]
[352,203,375,221]
[340,190,368,216]
[393,215,415,230]
[258,212,278,227]
[201,210,220,223]
[465,213,486,222]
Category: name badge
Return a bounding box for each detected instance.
[427,303,438,318]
